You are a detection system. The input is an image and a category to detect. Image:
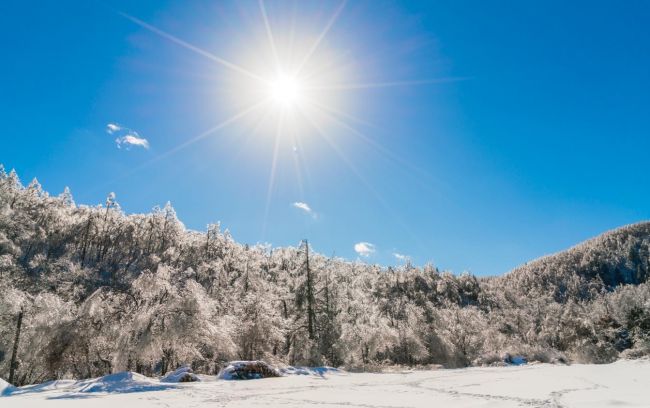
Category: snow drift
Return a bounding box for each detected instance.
[280,366,344,377]
[0,378,15,396]
[74,372,175,393]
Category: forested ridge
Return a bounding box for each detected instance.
[1,165,649,385]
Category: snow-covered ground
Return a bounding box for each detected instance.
[2,359,649,407]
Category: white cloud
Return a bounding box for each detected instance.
[107,123,150,150]
[106,123,121,134]
[393,252,409,262]
[354,242,375,257]
[292,201,318,219]
[115,134,150,150]
[293,202,312,213]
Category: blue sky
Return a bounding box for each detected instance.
[1,0,649,275]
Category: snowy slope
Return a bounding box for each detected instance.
[1,360,649,407]
[0,378,15,396]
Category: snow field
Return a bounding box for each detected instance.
[2,359,649,407]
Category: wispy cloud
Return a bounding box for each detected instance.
[106,123,150,150]
[116,134,150,150]
[393,252,409,262]
[106,123,121,134]
[354,242,375,257]
[293,202,312,213]
[292,201,317,219]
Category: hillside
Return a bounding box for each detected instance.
[1,165,649,386]
[501,222,650,301]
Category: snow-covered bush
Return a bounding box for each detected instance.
[161,366,200,383]
[217,361,281,380]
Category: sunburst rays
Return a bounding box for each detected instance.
[293,0,348,77]
[119,12,265,83]
[116,1,457,248]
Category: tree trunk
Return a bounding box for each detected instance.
[305,240,316,340]
[9,308,24,386]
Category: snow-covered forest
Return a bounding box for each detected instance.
[1,165,649,386]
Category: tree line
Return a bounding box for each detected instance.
[0,165,649,385]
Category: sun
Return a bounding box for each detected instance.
[119,1,449,239]
[268,74,303,109]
